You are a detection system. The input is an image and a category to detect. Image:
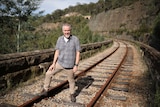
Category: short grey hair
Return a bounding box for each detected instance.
[62,23,72,30]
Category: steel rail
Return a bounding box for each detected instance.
[87,42,128,107]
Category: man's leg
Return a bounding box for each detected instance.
[43,63,63,91]
[66,69,76,102]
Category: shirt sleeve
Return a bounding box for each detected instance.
[55,37,61,50]
[75,37,81,52]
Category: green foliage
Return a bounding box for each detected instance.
[0,0,43,53]
[0,17,17,53]
[148,14,160,51]
[0,0,42,18]
[105,0,138,10]
[147,0,160,16]
[155,87,160,107]
[0,34,16,54]
[126,22,151,41]
[153,14,160,40]
[20,28,61,51]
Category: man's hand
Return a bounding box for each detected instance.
[48,63,55,71]
[73,66,78,73]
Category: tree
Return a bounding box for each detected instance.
[0,0,43,52]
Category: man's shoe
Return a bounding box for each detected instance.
[70,94,76,102]
[39,89,48,96]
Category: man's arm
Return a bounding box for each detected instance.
[73,51,80,72]
[48,50,59,71]
[53,50,59,64]
[75,51,80,66]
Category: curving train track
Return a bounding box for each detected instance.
[0,41,150,107]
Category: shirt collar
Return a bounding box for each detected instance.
[63,35,72,42]
[64,36,69,42]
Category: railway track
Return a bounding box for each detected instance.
[0,41,150,107]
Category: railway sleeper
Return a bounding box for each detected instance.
[114,81,130,85]
[51,99,85,107]
[107,94,127,101]
[111,86,129,92]
[0,103,17,107]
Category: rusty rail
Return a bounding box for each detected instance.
[87,42,128,107]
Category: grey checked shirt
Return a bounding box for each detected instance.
[55,35,81,68]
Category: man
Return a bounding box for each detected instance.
[41,23,81,102]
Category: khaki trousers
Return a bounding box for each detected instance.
[43,63,75,94]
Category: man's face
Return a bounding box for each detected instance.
[63,26,71,38]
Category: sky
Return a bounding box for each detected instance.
[37,0,99,15]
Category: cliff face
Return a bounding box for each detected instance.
[88,1,150,34]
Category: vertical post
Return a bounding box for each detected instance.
[17,21,20,52]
